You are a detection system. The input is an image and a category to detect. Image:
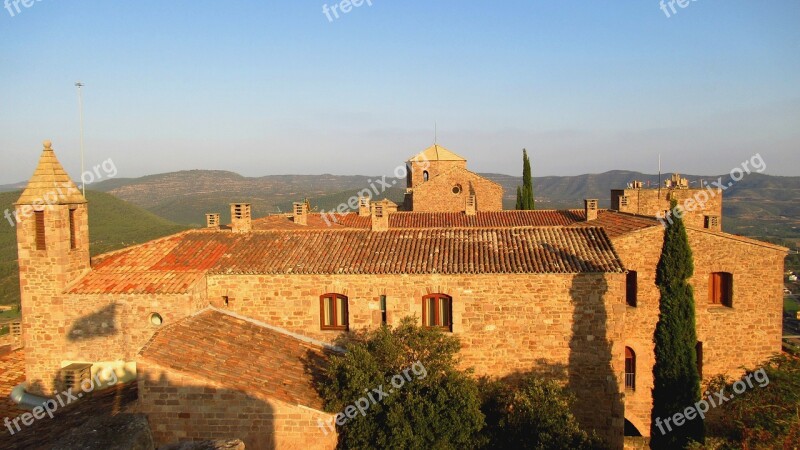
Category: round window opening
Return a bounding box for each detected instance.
[452,185,462,195]
[149,313,163,326]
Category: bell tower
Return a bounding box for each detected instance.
[15,140,90,394]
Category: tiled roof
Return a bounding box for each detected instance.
[570,211,661,238]
[15,142,85,205]
[252,213,371,230]
[138,309,329,410]
[388,210,587,228]
[70,227,623,295]
[407,144,466,162]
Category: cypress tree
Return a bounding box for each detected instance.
[650,200,704,449]
[516,149,535,210]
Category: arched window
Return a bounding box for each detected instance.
[320,294,348,331]
[709,272,733,307]
[625,347,636,391]
[423,170,429,181]
[423,294,452,331]
[626,271,638,307]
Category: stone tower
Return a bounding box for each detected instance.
[403,144,504,212]
[15,140,89,394]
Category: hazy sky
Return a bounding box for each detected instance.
[1,1,798,184]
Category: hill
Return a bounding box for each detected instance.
[79,169,799,245]
[0,190,188,308]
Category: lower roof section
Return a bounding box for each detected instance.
[138,308,331,411]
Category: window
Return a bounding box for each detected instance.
[320,294,348,330]
[69,209,77,250]
[452,184,462,195]
[626,271,638,307]
[149,313,163,326]
[709,272,733,307]
[222,296,230,308]
[423,294,452,331]
[380,295,387,325]
[34,210,45,251]
[696,342,703,378]
[620,196,629,207]
[704,215,720,230]
[625,347,636,391]
[423,170,429,181]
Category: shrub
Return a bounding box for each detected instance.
[480,375,606,450]
[318,317,485,449]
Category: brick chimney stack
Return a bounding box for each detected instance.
[293,202,308,226]
[206,213,220,229]
[584,199,598,222]
[230,203,252,233]
[465,194,477,216]
[358,197,371,217]
[371,199,397,232]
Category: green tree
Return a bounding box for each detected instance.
[318,318,485,449]
[515,149,534,210]
[702,355,800,449]
[651,200,704,449]
[481,375,606,450]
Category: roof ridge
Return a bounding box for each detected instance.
[685,226,789,252]
[207,307,345,352]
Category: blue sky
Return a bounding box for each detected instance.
[0,1,798,184]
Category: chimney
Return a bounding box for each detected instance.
[358,197,371,217]
[584,199,598,222]
[371,200,397,232]
[230,203,252,233]
[205,213,220,229]
[293,202,308,226]
[465,194,477,216]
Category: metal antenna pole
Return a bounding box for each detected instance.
[75,82,85,196]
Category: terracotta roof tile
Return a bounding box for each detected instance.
[389,210,588,228]
[138,309,329,410]
[570,211,661,237]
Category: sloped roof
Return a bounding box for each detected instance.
[68,226,624,294]
[569,211,661,238]
[408,144,466,162]
[16,141,85,205]
[138,308,330,410]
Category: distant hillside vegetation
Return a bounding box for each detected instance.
[75,169,799,246]
[0,190,188,307]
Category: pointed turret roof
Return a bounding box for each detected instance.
[15,140,86,205]
[407,144,466,162]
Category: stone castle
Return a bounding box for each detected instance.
[12,141,786,449]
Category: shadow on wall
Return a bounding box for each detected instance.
[137,370,278,449]
[1,365,138,449]
[67,303,118,341]
[568,272,625,448]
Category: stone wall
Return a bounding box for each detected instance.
[611,188,723,230]
[20,280,207,395]
[138,359,338,450]
[612,226,785,437]
[206,272,626,446]
[409,168,503,212]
